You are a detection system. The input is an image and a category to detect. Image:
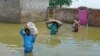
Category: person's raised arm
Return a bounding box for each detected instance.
[20,28,25,36]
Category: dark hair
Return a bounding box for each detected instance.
[24,28,30,35]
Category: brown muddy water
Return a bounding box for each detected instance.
[0,22,100,56]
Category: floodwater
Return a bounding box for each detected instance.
[0,22,100,56]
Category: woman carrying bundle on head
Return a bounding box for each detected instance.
[46,19,62,35]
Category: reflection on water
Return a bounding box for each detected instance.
[0,22,100,56]
[24,53,33,56]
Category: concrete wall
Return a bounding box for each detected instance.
[0,0,100,27]
[0,0,49,23]
[0,0,20,23]
[89,9,100,27]
[20,0,49,23]
[47,8,100,27]
[55,8,76,23]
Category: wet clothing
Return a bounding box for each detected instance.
[24,47,33,53]
[20,29,36,53]
[72,24,78,32]
[48,22,59,35]
[46,19,62,35]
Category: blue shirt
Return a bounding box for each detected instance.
[20,29,35,48]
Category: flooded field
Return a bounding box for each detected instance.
[0,22,100,56]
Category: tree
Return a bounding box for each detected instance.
[49,0,57,8]
[49,0,72,8]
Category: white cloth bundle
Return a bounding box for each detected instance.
[26,22,38,35]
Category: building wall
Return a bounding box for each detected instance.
[0,0,49,23]
[20,0,49,23]
[0,0,20,23]
[55,8,76,23]
[0,0,100,27]
[47,8,100,27]
[89,9,100,27]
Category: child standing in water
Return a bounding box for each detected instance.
[72,19,80,32]
[20,28,36,53]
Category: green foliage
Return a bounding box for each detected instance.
[49,0,57,7]
[49,0,72,8]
